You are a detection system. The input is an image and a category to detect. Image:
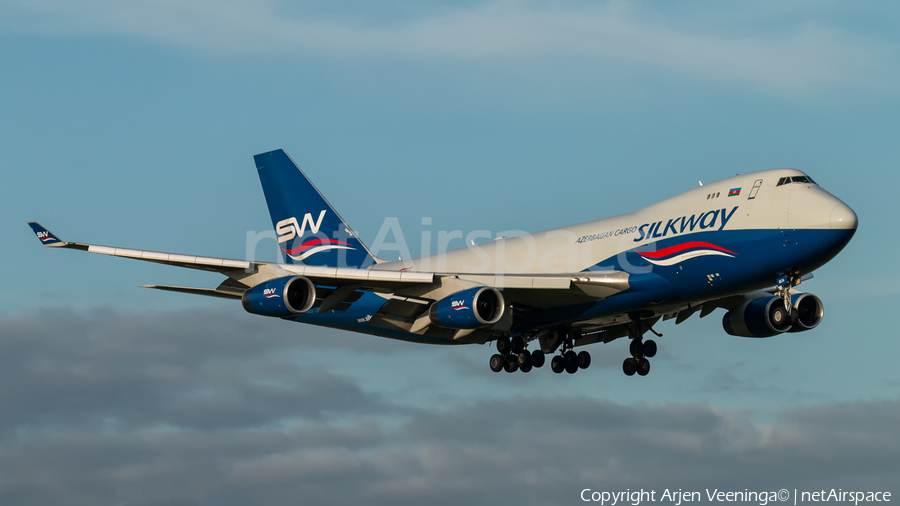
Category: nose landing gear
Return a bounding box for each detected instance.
[776,272,803,317]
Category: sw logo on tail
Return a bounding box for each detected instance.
[276,212,327,243]
[276,211,357,261]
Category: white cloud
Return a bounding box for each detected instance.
[3,0,895,95]
[0,309,897,505]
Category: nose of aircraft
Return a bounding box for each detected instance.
[830,201,858,230]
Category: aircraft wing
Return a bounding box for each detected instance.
[28,222,253,272]
[28,222,626,302]
[28,222,434,288]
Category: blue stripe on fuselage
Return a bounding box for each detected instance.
[290,227,855,340]
[594,227,855,299]
[517,227,855,329]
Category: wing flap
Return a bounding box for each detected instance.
[281,264,434,286]
[457,274,571,289]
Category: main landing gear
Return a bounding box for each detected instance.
[489,331,590,375]
[622,319,659,377]
[549,350,591,374]
[548,329,591,375]
[490,336,545,373]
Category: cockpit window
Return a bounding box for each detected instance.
[777,175,817,186]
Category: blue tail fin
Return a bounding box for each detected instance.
[254,149,378,268]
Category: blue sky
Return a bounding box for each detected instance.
[1,1,899,504]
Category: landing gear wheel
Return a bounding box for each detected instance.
[520,362,533,373]
[489,354,504,372]
[517,350,532,368]
[564,351,579,374]
[637,358,650,376]
[577,351,591,369]
[497,337,511,355]
[504,355,519,373]
[531,350,545,368]
[629,339,644,358]
[643,340,657,358]
[623,357,637,376]
[551,355,565,374]
[511,336,526,355]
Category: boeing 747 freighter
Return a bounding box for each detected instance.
[29,150,857,376]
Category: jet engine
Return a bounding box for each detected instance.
[241,276,316,317]
[722,293,825,337]
[429,286,505,329]
[787,293,824,332]
[722,295,793,338]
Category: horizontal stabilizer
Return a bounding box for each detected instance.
[141,285,243,299]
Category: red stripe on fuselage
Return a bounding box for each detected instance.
[637,241,738,259]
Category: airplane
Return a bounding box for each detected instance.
[28,149,858,376]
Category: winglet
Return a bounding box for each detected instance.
[28,222,65,247]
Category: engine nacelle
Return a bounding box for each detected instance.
[722,295,793,338]
[429,286,505,329]
[787,293,824,332]
[241,276,316,317]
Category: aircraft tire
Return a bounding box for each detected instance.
[637,358,650,376]
[511,336,525,355]
[577,351,591,369]
[551,355,565,374]
[504,355,519,373]
[623,357,637,376]
[629,339,644,358]
[497,337,511,355]
[643,340,657,358]
[489,354,504,372]
[520,362,532,373]
[531,350,545,368]
[517,349,532,368]
[564,351,578,374]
